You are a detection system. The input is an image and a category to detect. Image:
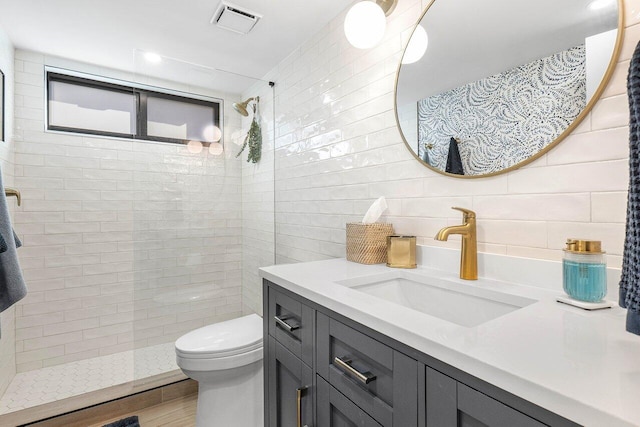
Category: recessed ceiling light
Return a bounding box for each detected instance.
[144,52,162,64]
[588,0,613,11]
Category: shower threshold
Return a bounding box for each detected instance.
[0,342,184,426]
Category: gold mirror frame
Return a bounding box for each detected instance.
[394,0,625,179]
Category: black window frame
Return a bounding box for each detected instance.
[46,71,223,146]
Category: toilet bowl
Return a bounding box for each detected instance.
[175,313,263,427]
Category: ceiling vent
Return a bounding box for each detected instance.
[211,1,262,35]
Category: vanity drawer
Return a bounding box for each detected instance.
[317,313,418,427]
[268,286,314,366]
[317,375,382,427]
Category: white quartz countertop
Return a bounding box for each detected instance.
[259,258,640,427]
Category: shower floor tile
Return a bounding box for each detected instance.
[0,342,178,415]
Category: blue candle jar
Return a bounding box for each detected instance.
[562,239,607,303]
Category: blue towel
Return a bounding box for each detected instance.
[0,167,27,338]
[445,137,464,175]
[0,230,22,254]
[620,40,640,335]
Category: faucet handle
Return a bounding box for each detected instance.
[451,207,475,221]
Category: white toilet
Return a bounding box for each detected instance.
[175,313,264,427]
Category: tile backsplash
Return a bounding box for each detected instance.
[264,0,638,273]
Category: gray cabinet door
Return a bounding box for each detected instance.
[317,313,418,427]
[425,367,546,427]
[317,375,382,427]
[268,286,314,366]
[268,337,314,427]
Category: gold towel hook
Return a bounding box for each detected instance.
[5,188,21,206]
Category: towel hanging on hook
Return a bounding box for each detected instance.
[445,137,464,175]
[0,167,27,339]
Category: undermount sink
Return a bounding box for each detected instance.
[337,271,536,327]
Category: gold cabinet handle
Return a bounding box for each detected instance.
[274,315,299,332]
[333,356,376,385]
[5,188,21,206]
[296,386,308,427]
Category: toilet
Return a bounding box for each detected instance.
[175,313,264,427]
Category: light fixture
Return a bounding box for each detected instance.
[144,52,162,64]
[344,0,397,49]
[401,25,428,64]
[233,96,259,117]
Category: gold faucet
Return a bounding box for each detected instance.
[435,207,477,280]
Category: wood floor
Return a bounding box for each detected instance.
[89,393,197,427]
[25,380,197,427]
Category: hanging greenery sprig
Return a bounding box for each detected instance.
[236,103,262,163]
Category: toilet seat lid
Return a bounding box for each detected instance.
[175,313,263,358]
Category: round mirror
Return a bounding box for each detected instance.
[395,0,623,178]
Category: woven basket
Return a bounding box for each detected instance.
[346,222,394,264]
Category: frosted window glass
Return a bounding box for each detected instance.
[147,97,217,143]
[49,81,136,135]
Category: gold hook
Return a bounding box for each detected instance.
[5,188,21,206]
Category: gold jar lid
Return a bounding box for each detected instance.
[564,238,605,254]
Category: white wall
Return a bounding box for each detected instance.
[397,101,417,155]
[246,0,636,295]
[586,29,619,101]
[0,26,16,399]
[11,51,244,372]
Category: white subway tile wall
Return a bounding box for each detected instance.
[0,27,16,399]
[264,0,636,276]
[10,52,245,371]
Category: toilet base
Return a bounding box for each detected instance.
[184,359,263,427]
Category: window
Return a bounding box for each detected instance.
[46,71,222,145]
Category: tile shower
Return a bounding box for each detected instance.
[0,49,275,420]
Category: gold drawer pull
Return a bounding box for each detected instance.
[296,386,308,427]
[274,315,299,332]
[334,356,377,385]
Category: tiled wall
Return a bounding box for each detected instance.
[263,0,637,279]
[0,27,16,399]
[11,51,244,372]
[241,81,275,316]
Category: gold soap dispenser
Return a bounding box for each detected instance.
[386,235,417,268]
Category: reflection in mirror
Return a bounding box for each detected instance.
[395,0,621,177]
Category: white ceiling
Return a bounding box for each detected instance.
[396,0,620,106]
[0,0,350,94]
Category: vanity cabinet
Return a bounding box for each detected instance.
[267,337,314,427]
[266,287,315,427]
[317,375,382,427]
[425,367,545,427]
[264,280,579,427]
[316,313,418,427]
